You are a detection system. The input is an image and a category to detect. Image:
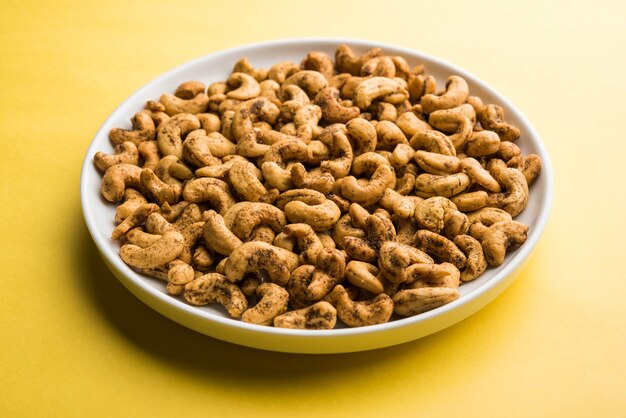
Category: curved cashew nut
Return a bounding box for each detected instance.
[224,241,291,286]
[354,77,409,109]
[378,188,423,219]
[341,236,377,262]
[177,221,205,264]
[351,152,391,177]
[304,248,346,300]
[287,265,316,309]
[120,230,184,269]
[94,141,139,173]
[268,61,300,84]
[123,227,162,248]
[332,214,366,246]
[101,163,142,202]
[414,151,462,175]
[345,261,384,294]
[261,139,310,191]
[396,111,432,139]
[389,144,415,169]
[428,104,476,133]
[393,287,459,317]
[137,140,160,170]
[282,223,325,264]
[487,167,529,217]
[481,221,529,267]
[115,188,147,223]
[274,301,337,330]
[242,283,289,326]
[284,199,341,232]
[181,130,223,168]
[329,284,393,327]
[320,131,354,179]
[360,56,396,78]
[229,159,277,203]
[414,229,467,269]
[222,202,286,241]
[366,212,396,250]
[232,97,280,141]
[109,110,156,145]
[274,188,326,211]
[314,87,360,124]
[420,75,469,114]
[279,84,310,120]
[181,177,235,214]
[294,104,322,142]
[520,154,542,186]
[233,57,268,82]
[405,262,460,289]
[410,129,456,156]
[160,91,209,116]
[478,104,521,142]
[156,113,201,158]
[202,210,242,256]
[464,130,501,157]
[290,164,335,194]
[184,273,247,318]
[375,120,408,151]
[346,118,377,155]
[281,70,328,99]
[461,157,501,192]
[226,72,261,100]
[144,212,176,235]
[453,234,487,282]
[414,197,465,235]
[111,203,159,240]
[334,44,383,75]
[450,191,489,212]
[466,207,513,241]
[341,164,395,207]
[408,73,437,102]
[414,173,471,198]
[301,51,334,78]
[378,241,433,284]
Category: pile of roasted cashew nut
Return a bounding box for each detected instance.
[95,44,541,329]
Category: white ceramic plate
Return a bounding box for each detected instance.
[80,38,553,354]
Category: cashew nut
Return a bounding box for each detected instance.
[453,234,487,282]
[284,199,341,232]
[329,285,393,327]
[420,75,469,114]
[156,113,201,158]
[203,210,242,256]
[481,221,529,267]
[354,77,409,110]
[224,241,293,286]
[413,229,467,269]
[393,287,459,317]
[101,163,142,202]
[120,230,184,269]
[109,110,156,146]
[273,301,337,330]
[242,283,289,326]
[184,273,247,318]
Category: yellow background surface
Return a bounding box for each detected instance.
[1,0,625,416]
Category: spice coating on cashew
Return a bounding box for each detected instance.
[329,285,394,327]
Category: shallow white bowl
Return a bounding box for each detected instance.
[81,38,553,354]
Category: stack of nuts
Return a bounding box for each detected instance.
[95,44,541,329]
